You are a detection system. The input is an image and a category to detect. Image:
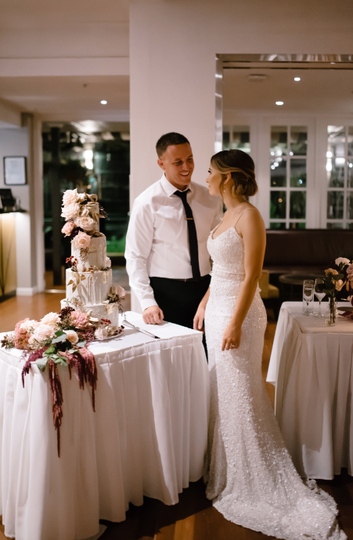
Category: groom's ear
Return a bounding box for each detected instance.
[157,158,165,171]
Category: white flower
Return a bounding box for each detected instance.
[65,330,79,345]
[62,189,78,206]
[95,327,108,340]
[335,257,350,266]
[33,324,55,342]
[75,216,96,231]
[105,257,111,268]
[61,202,80,220]
[41,312,60,327]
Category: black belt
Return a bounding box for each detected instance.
[151,275,210,283]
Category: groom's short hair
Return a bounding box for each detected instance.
[156,132,190,157]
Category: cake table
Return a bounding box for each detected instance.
[0,312,209,540]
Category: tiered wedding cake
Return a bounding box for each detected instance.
[60,189,124,327]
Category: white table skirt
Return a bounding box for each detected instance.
[0,312,210,540]
[267,301,353,480]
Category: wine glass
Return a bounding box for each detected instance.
[302,279,314,315]
[314,278,326,317]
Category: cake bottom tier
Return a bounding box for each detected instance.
[60,299,121,327]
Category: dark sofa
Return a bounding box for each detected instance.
[264,229,353,277]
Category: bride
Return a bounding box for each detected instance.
[193,149,345,540]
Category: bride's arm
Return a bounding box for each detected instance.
[222,208,266,351]
[193,287,210,330]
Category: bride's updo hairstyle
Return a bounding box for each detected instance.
[211,149,257,198]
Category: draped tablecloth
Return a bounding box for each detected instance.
[267,301,353,480]
[0,312,209,540]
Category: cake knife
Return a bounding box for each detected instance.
[122,319,161,339]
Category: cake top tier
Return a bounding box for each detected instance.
[61,189,105,237]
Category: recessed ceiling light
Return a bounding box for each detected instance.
[100,100,108,105]
[276,101,284,106]
[294,77,301,82]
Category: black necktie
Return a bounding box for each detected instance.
[174,190,201,280]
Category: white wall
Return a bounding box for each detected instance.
[130,0,353,200]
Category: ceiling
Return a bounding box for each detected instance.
[1,8,353,128]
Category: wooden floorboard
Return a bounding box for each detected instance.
[0,290,352,540]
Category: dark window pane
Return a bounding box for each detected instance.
[348,126,353,156]
[232,127,250,153]
[271,126,287,156]
[327,191,344,219]
[290,127,307,156]
[347,222,353,230]
[223,130,230,150]
[290,191,306,219]
[269,222,286,230]
[270,159,286,187]
[270,191,286,219]
[327,126,345,187]
[348,160,353,188]
[327,222,343,229]
[290,222,306,229]
[290,159,307,187]
[347,192,353,220]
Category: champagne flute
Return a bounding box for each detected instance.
[302,279,314,315]
[314,278,326,317]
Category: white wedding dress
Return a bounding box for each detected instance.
[204,224,346,540]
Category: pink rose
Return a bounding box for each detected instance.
[61,202,80,220]
[65,330,79,345]
[347,264,353,284]
[74,216,96,232]
[70,310,89,329]
[62,189,78,206]
[33,324,55,342]
[61,221,75,236]
[41,312,60,327]
[73,231,91,250]
[14,318,31,349]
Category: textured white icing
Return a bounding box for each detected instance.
[66,268,112,305]
[72,235,108,271]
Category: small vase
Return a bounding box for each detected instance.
[325,296,337,326]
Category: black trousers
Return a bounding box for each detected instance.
[149,275,211,329]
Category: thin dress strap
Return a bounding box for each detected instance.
[233,207,254,234]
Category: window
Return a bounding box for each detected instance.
[326,125,353,229]
[223,126,250,153]
[270,126,307,229]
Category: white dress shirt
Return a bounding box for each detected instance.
[125,174,222,311]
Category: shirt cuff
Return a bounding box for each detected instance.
[140,298,159,312]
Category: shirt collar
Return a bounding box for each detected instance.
[160,173,194,198]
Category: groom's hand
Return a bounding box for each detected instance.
[143,306,164,325]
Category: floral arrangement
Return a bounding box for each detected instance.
[320,257,353,321]
[1,307,123,456]
[61,189,106,251]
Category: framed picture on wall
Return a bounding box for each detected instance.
[3,156,27,185]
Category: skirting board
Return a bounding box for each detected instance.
[16,286,38,296]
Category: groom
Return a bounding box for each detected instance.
[125,132,222,328]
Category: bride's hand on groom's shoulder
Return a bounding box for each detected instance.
[143,306,164,325]
[193,306,205,331]
[222,322,241,351]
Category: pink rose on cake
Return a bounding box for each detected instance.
[70,310,89,329]
[61,221,75,236]
[62,202,80,220]
[62,189,78,206]
[73,231,91,249]
[75,216,96,232]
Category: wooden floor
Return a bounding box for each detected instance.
[0,291,352,540]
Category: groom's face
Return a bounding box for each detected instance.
[158,143,194,191]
